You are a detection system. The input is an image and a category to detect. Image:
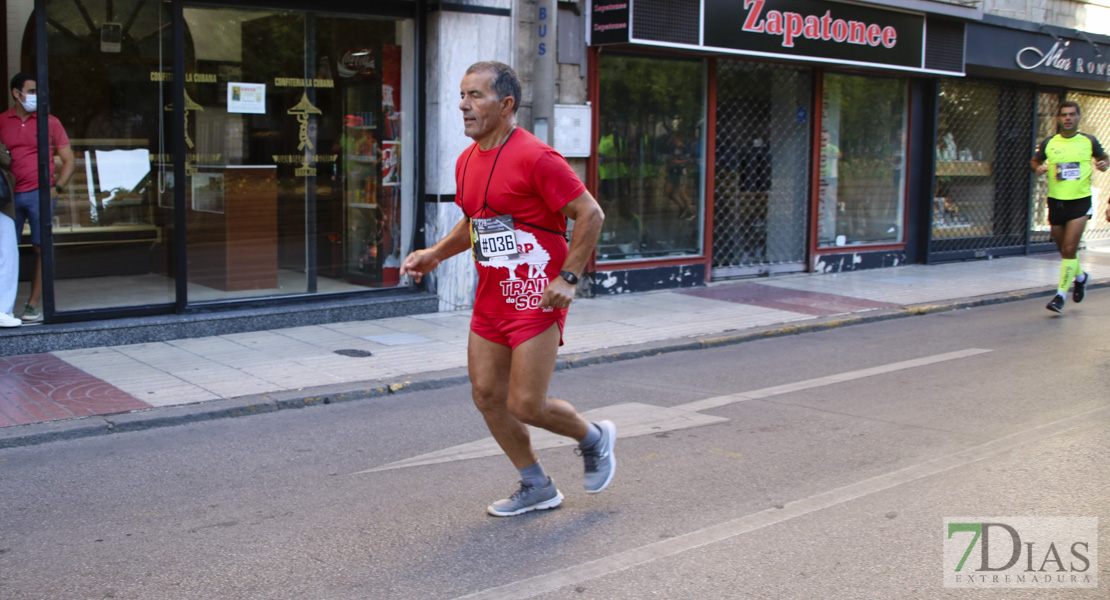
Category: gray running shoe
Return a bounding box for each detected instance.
[578,420,616,493]
[487,478,563,517]
[21,304,42,323]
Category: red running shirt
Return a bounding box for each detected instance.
[455,128,586,318]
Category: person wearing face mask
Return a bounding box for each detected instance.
[0,72,75,323]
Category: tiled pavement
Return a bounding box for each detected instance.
[0,354,150,427]
[3,250,1110,445]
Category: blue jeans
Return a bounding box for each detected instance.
[14,189,54,246]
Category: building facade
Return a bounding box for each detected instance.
[7,0,427,330]
[584,0,1110,294]
[2,0,1109,344]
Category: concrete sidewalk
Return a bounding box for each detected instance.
[3,251,1109,448]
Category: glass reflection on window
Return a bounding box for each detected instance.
[596,54,704,261]
[818,73,907,248]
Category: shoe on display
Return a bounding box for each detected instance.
[487,478,564,517]
[0,312,20,327]
[578,420,617,494]
[21,304,42,323]
[1046,295,1065,314]
[1072,272,1087,304]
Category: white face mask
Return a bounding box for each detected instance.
[19,93,36,112]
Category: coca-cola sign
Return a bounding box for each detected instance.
[337,48,375,79]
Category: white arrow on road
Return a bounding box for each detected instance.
[354,348,991,475]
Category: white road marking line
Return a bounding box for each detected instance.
[675,348,992,412]
[354,349,992,475]
[452,403,1108,600]
[353,403,727,474]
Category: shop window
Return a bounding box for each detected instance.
[1063,92,1110,246]
[1031,91,1061,247]
[1031,91,1110,249]
[26,1,413,312]
[32,0,174,309]
[596,54,704,261]
[181,9,411,301]
[713,60,811,277]
[930,79,1034,256]
[818,73,906,248]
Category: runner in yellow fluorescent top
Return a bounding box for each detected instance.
[1030,101,1110,313]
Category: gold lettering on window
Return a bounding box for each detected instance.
[163,90,204,149]
[149,153,224,163]
[271,155,337,164]
[286,92,325,177]
[274,77,335,88]
[150,72,218,83]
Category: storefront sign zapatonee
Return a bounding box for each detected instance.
[703,0,923,69]
[589,0,926,73]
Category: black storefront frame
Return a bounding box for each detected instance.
[923,76,1046,264]
[30,0,423,325]
[588,0,966,283]
[922,81,1095,265]
[923,16,1110,264]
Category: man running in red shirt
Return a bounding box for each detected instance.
[401,61,614,516]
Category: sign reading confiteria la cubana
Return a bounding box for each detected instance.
[593,0,925,71]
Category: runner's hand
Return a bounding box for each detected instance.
[1096,159,1109,172]
[400,250,439,283]
[540,277,576,310]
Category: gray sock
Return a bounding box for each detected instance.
[518,462,549,488]
[578,422,602,449]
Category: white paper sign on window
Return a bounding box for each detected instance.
[228,82,266,114]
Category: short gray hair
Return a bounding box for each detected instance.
[466,61,521,114]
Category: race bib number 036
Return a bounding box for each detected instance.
[471,214,519,263]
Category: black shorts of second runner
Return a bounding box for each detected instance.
[1047,196,1093,226]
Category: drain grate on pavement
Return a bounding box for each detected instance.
[334,349,374,358]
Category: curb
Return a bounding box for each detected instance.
[0,283,1087,449]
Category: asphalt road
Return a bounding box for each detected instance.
[1,293,1108,599]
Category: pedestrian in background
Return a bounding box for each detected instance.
[0,73,75,323]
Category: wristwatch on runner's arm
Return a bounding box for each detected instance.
[559,271,579,285]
